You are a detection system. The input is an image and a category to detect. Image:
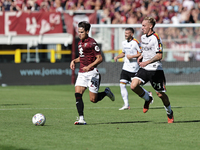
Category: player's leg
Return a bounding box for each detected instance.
[74,86,87,125]
[88,70,115,103]
[156,91,174,123]
[131,77,153,113]
[119,70,132,110]
[151,70,174,123]
[131,69,151,100]
[74,72,87,125]
[119,80,130,110]
[89,88,115,103]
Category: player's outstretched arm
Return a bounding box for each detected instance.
[114,52,125,62]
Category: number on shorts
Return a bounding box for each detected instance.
[152,82,161,89]
[91,77,98,88]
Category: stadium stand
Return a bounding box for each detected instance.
[0,0,200,24]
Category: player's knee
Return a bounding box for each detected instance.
[156,92,162,98]
[130,83,137,91]
[120,83,126,88]
[90,98,97,103]
[156,92,165,98]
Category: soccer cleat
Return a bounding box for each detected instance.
[105,87,115,101]
[74,118,87,125]
[119,105,130,110]
[143,91,153,113]
[167,110,174,123]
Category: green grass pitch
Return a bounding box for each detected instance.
[0,84,200,150]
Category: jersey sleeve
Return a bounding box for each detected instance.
[133,38,142,53]
[153,33,163,54]
[91,39,101,56]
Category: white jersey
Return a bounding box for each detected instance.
[122,38,141,73]
[141,32,163,71]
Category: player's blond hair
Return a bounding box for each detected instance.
[143,17,156,29]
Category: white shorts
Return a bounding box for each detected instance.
[75,68,100,93]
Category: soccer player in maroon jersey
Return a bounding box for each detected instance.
[70,21,115,125]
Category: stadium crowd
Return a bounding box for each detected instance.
[0,0,200,24]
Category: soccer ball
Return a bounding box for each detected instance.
[32,113,46,126]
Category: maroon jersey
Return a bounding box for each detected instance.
[78,37,101,73]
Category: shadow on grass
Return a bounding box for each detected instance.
[0,145,29,150]
[174,120,200,123]
[90,120,151,125]
[149,106,182,110]
[0,104,30,106]
[156,120,200,124]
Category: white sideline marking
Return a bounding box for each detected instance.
[0,106,200,111]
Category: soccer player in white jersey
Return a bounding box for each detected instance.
[70,21,115,125]
[130,17,174,123]
[114,28,141,110]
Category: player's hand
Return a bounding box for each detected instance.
[70,61,75,70]
[139,61,148,67]
[137,56,143,64]
[114,56,118,62]
[82,66,90,72]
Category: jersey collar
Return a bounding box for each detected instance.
[146,31,155,37]
[127,37,133,43]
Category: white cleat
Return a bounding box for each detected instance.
[119,105,130,110]
[74,118,87,125]
[105,87,115,101]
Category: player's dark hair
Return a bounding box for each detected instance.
[125,28,134,34]
[143,17,156,29]
[78,21,91,32]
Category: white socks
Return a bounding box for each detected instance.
[79,115,84,120]
[120,83,129,106]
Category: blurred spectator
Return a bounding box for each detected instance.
[94,0,103,10]
[39,1,49,12]
[65,0,76,10]
[112,11,126,24]
[10,0,17,11]
[15,0,25,11]
[3,0,12,11]
[188,7,199,23]
[0,0,199,26]
[23,0,35,12]
[35,0,43,10]
[179,6,190,23]
[0,1,5,11]
[55,0,63,12]
[127,12,138,24]
[83,0,94,10]
[171,12,180,24]
[182,0,195,10]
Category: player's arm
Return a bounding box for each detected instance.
[127,41,142,60]
[137,54,143,64]
[139,53,162,67]
[70,57,80,70]
[126,52,141,60]
[114,52,125,62]
[82,54,103,72]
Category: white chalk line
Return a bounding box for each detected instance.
[0,106,200,111]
